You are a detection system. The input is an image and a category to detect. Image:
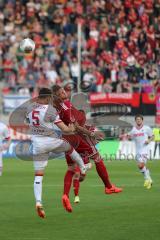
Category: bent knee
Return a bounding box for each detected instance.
[138,162,145,169]
[73,172,80,179]
[68,164,76,172]
[91,153,102,163]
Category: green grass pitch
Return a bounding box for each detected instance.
[0,158,160,240]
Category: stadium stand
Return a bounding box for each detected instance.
[0,0,159,95]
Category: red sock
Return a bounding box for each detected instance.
[95,160,112,189]
[73,179,80,196]
[63,170,74,197]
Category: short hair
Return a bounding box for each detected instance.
[38,88,52,98]
[51,85,62,95]
[79,109,85,114]
[135,114,143,120]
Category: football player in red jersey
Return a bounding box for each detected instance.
[52,85,123,212]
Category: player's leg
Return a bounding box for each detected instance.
[33,153,48,218]
[67,134,122,194]
[137,154,152,189]
[91,153,123,194]
[34,170,46,218]
[62,134,93,172]
[63,160,75,198]
[73,168,81,203]
[0,153,3,176]
[65,146,87,175]
[62,163,75,212]
[64,154,89,207]
[153,142,158,158]
[72,156,91,203]
[53,138,87,175]
[50,138,86,212]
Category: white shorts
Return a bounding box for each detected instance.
[135,152,149,164]
[33,153,49,171]
[32,136,70,171]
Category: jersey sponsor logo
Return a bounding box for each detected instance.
[133,133,144,137]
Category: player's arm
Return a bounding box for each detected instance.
[55,121,75,133]
[144,135,154,145]
[74,122,104,140]
[119,133,129,140]
[54,114,75,133]
[145,133,154,144]
[119,129,133,140]
[0,126,11,152]
[144,127,154,145]
[74,122,95,136]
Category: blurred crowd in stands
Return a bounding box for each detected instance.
[0,0,160,95]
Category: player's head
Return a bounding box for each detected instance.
[135,114,143,126]
[38,88,52,104]
[52,85,67,101]
[79,109,85,114]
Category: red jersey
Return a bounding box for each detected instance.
[57,99,97,165]
[57,100,86,126]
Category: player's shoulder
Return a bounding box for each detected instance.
[143,125,151,130]
[27,101,40,112]
[60,99,72,111]
[47,104,57,115]
[64,99,72,107]
[131,126,136,132]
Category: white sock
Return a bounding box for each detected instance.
[140,166,152,180]
[34,176,43,204]
[69,149,85,169]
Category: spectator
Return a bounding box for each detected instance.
[117,79,132,93]
[45,64,59,86]
[0,0,158,95]
[70,57,79,84]
[59,60,71,80]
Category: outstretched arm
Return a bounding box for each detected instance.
[145,135,154,145]
[74,122,104,140]
[55,121,75,134]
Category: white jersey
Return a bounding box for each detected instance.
[27,103,62,140]
[26,102,70,163]
[129,125,153,154]
[0,122,10,145]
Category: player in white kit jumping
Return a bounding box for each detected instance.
[124,115,154,189]
[26,88,87,218]
[0,122,11,176]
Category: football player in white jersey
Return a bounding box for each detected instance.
[0,122,11,176]
[122,115,154,189]
[26,88,87,218]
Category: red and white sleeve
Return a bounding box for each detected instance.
[54,114,62,124]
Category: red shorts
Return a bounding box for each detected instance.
[63,134,97,166]
[65,153,90,166]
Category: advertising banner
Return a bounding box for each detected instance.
[90,93,140,107]
[3,94,30,113]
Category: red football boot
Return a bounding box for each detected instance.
[62,194,73,212]
[105,185,123,194]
